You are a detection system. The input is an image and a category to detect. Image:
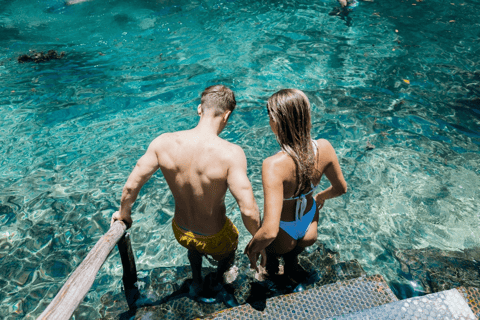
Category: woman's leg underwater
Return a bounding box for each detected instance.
[284,210,319,282]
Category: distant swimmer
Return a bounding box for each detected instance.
[45,0,92,13]
[111,85,262,306]
[338,0,359,8]
[329,0,359,16]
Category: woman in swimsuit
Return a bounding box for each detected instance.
[245,89,347,285]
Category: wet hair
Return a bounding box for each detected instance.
[200,85,236,116]
[267,89,319,197]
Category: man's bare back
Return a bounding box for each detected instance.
[151,128,252,235]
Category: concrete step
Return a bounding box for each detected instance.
[208,280,480,320]
[457,287,480,319]
[207,274,398,319]
[324,288,478,320]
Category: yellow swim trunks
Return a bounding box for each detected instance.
[172,217,239,261]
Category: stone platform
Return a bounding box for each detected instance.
[207,281,480,320]
[322,288,477,319]
[207,283,480,320]
[207,275,397,320]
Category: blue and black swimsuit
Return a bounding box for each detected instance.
[279,140,319,241]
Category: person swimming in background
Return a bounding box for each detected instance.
[111,85,262,306]
[329,0,359,25]
[244,89,347,290]
[337,0,359,9]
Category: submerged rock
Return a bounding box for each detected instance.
[394,247,480,295]
[17,50,65,63]
[366,140,375,150]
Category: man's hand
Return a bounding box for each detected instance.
[111,210,132,229]
[244,240,267,272]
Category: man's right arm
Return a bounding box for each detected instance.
[111,138,162,228]
[226,146,260,237]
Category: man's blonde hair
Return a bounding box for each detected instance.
[200,85,236,116]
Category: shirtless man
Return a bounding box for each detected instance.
[111,85,262,302]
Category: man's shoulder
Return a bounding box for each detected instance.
[151,131,185,147]
[217,138,245,157]
[207,138,245,169]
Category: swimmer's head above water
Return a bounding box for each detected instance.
[330,0,358,19]
[337,0,359,9]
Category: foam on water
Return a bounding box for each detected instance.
[0,0,479,318]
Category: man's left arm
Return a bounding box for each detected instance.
[226,146,260,237]
[111,139,161,228]
[227,146,266,270]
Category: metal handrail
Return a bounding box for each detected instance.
[37,220,138,320]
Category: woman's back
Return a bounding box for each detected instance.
[263,138,342,222]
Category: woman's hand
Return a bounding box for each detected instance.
[315,196,326,210]
[244,240,267,272]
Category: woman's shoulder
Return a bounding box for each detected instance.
[314,139,339,164]
[262,151,295,176]
[314,138,337,153]
[264,150,293,164]
[314,138,333,148]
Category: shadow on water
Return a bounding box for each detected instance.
[0,25,21,41]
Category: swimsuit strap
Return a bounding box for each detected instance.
[284,183,316,201]
[294,193,308,222]
[312,139,318,156]
[286,140,319,220]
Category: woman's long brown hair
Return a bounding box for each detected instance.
[267,89,318,198]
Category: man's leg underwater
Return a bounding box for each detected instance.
[214,250,235,286]
[188,249,203,286]
[188,249,216,301]
[211,250,239,307]
[188,249,227,304]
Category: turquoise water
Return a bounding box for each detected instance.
[1,0,479,318]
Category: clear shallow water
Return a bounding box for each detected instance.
[0,0,479,318]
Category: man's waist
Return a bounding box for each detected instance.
[172,215,229,236]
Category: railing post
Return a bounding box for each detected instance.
[117,232,139,307]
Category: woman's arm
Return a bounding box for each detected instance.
[244,156,285,270]
[314,140,347,205]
